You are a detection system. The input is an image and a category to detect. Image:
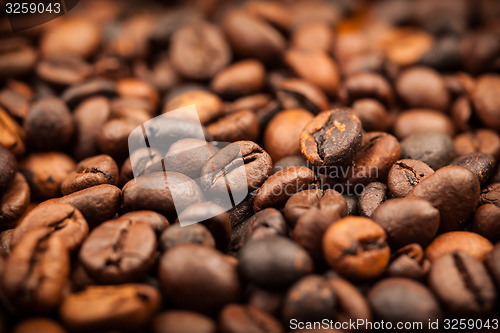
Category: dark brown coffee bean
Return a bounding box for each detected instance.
[272,155,308,174]
[212,60,265,98]
[117,210,169,235]
[358,182,388,218]
[282,275,336,323]
[98,117,142,160]
[393,109,455,140]
[239,236,313,288]
[60,284,160,332]
[0,172,30,229]
[473,74,500,130]
[160,139,217,179]
[36,55,92,86]
[351,99,392,132]
[387,159,434,198]
[454,129,500,160]
[2,228,69,313]
[0,81,32,120]
[291,21,332,52]
[164,90,223,125]
[396,66,450,111]
[0,106,26,156]
[386,244,430,281]
[301,109,363,167]
[284,189,347,227]
[407,166,480,232]
[371,198,440,248]
[153,310,216,333]
[160,223,215,252]
[253,166,318,212]
[0,229,14,257]
[62,79,118,108]
[0,37,37,78]
[450,96,473,131]
[0,145,16,190]
[247,287,284,317]
[368,278,442,327]
[425,231,493,262]
[400,131,456,170]
[219,304,284,333]
[223,10,285,64]
[480,183,500,207]
[486,243,500,290]
[450,153,496,184]
[207,110,259,143]
[80,219,157,283]
[124,171,203,214]
[473,204,500,243]
[323,216,390,280]
[343,194,358,215]
[339,72,393,106]
[159,244,240,314]
[11,203,88,251]
[12,318,67,333]
[276,78,330,114]
[429,251,496,316]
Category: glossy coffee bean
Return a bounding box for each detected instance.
[207,110,260,143]
[371,198,440,248]
[387,159,434,198]
[284,189,347,227]
[429,252,496,316]
[473,204,500,242]
[61,154,119,195]
[0,172,30,229]
[276,78,330,114]
[170,21,231,80]
[80,219,157,283]
[393,109,455,140]
[358,182,388,218]
[282,275,336,323]
[323,216,390,280]
[425,231,493,262]
[0,145,16,190]
[301,109,363,167]
[159,244,240,314]
[11,203,88,252]
[264,109,313,162]
[2,228,69,313]
[339,72,393,106]
[407,166,480,232]
[0,106,26,156]
[454,129,500,160]
[368,278,442,327]
[239,236,313,288]
[153,311,216,333]
[36,55,92,86]
[60,284,160,332]
[212,60,266,98]
[351,98,392,132]
[450,153,496,184]
[160,223,215,252]
[253,166,318,212]
[20,152,76,200]
[400,131,456,170]
[12,318,67,333]
[472,74,500,130]
[219,304,284,333]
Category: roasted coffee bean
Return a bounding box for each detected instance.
[201,141,272,199]
[207,110,260,143]
[159,244,240,314]
[80,219,157,283]
[61,155,119,195]
[11,203,88,251]
[480,183,500,207]
[228,208,287,254]
[272,155,308,174]
[123,171,204,215]
[117,210,169,234]
[164,90,223,125]
[12,318,67,333]
[339,72,393,106]
[0,80,32,120]
[358,182,388,218]
[247,287,284,316]
[98,117,142,160]
[291,21,332,52]
[20,152,76,200]
[264,109,314,162]
[153,310,216,333]
[396,66,450,111]
[372,198,440,248]
[454,129,500,160]
[368,278,442,328]
[0,145,16,190]
[385,244,429,281]
[450,96,473,131]
[473,204,500,243]
[407,166,480,232]
[160,223,215,252]
[429,252,496,316]
[2,228,69,313]
[212,60,266,98]
[282,275,336,323]
[227,189,258,228]
[284,189,347,227]
[425,231,493,262]
[387,159,434,198]
[0,229,14,257]
[177,202,231,250]
[486,243,500,289]
[222,10,285,64]
[253,166,318,212]
[0,106,26,156]
[61,79,118,108]
[301,109,363,167]
[162,139,218,179]
[60,284,160,332]
[400,131,456,170]
[351,99,392,132]
[219,304,284,333]
[36,55,92,86]
[244,0,292,30]
[48,184,121,228]
[450,153,496,184]
[393,109,455,140]
[472,74,500,130]
[276,78,330,114]
[225,94,273,114]
[0,172,30,229]
[323,216,390,280]
[116,78,159,111]
[343,194,358,215]
[0,37,37,78]
[239,236,313,288]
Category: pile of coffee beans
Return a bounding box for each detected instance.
[1,0,500,332]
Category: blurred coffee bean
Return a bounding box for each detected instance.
[0,81,32,120]
[36,55,92,86]
[117,210,169,235]
[387,159,434,198]
[472,74,500,130]
[276,78,330,114]
[219,304,284,333]
[453,129,500,160]
[351,99,392,132]
[0,106,26,156]
[473,204,500,243]
[486,243,500,290]
[164,90,223,125]
[272,155,308,174]
[160,223,215,252]
[0,173,30,229]
[400,131,456,170]
[12,318,67,333]
[62,79,117,108]
[425,231,493,262]
[393,109,455,140]
[0,145,16,190]
[153,311,216,333]
[0,37,37,78]
[212,60,265,98]
[291,21,333,52]
[339,72,393,106]
[207,110,259,142]
[98,117,141,160]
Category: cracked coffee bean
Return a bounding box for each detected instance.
[387,159,434,198]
